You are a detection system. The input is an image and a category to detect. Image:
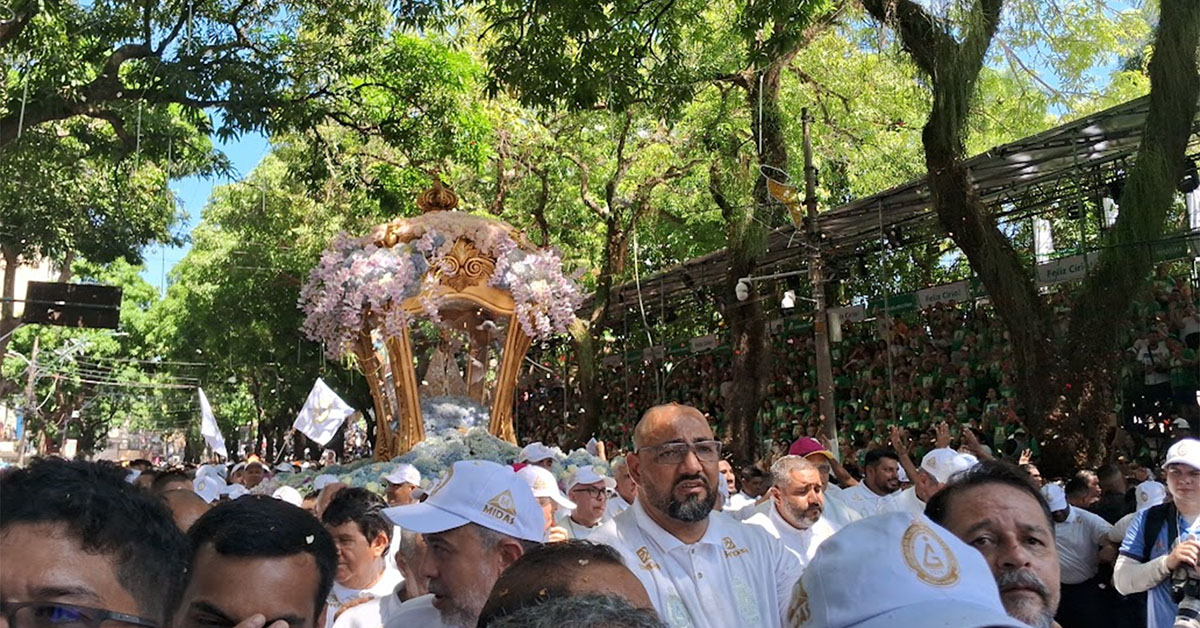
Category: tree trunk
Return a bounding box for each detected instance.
[571,216,628,445]
[0,243,20,360]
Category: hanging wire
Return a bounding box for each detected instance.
[16,55,31,139]
[878,202,898,425]
[631,231,660,400]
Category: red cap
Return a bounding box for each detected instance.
[788,437,835,460]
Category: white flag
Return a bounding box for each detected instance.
[293,378,356,446]
[198,387,228,459]
[1033,218,1054,263]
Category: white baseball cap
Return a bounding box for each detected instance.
[382,463,421,486]
[919,448,978,484]
[222,484,249,500]
[382,460,544,542]
[230,462,247,474]
[897,465,910,484]
[520,442,557,464]
[1165,438,1200,470]
[195,465,221,481]
[790,512,1032,628]
[313,474,340,491]
[566,465,616,492]
[1041,483,1068,512]
[274,463,295,474]
[273,485,303,506]
[193,475,226,504]
[1174,418,1191,430]
[1136,481,1167,512]
[517,464,575,510]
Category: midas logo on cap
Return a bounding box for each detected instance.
[483,490,517,524]
[901,522,959,587]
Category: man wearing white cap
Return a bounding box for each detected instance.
[786,512,1035,628]
[559,466,615,539]
[520,442,557,470]
[382,463,421,507]
[517,464,575,543]
[1109,481,1168,548]
[1042,482,1115,628]
[745,456,841,576]
[383,460,544,628]
[887,448,977,516]
[589,404,803,628]
[194,474,226,504]
[1116,438,1200,628]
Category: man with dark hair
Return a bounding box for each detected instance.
[152,469,194,494]
[839,449,901,518]
[320,488,402,626]
[1091,464,1131,524]
[1,458,189,628]
[926,460,1061,628]
[477,540,654,626]
[384,460,544,628]
[174,495,337,628]
[727,464,768,512]
[1065,470,1101,509]
[589,404,802,628]
[483,595,666,628]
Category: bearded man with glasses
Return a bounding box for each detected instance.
[589,404,803,628]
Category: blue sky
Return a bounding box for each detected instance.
[139,131,270,296]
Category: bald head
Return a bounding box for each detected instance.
[633,404,712,450]
[161,488,211,532]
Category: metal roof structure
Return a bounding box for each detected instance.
[593,95,1200,315]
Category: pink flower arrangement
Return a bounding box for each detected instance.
[300,215,582,359]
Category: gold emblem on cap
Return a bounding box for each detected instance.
[901,521,959,587]
[483,489,518,525]
[1180,442,1191,457]
[788,580,812,625]
[430,465,455,496]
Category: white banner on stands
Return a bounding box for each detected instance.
[690,335,718,353]
[916,281,970,309]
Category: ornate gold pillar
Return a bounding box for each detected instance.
[489,322,533,444]
[385,322,424,455]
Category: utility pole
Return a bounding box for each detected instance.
[802,109,838,446]
[17,335,38,465]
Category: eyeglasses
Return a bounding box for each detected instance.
[637,440,723,465]
[569,486,608,500]
[0,602,159,628]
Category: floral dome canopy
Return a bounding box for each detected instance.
[299,181,583,457]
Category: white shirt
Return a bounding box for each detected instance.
[331,589,404,628]
[606,494,632,520]
[589,499,802,628]
[1054,505,1114,584]
[726,491,756,512]
[558,512,603,539]
[885,487,926,516]
[383,594,448,628]
[744,502,840,576]
[820,488,861,529]
[1109,511,1137,546]
[326,568,404,628]
[838,482,897,519]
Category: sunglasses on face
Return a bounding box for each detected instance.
[0,602,158,628]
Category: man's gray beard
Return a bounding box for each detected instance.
[995,569,1055,628]
[782,504,821,530]
[668,491,716,522]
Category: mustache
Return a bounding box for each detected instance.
[674,474,710,489]
[996,568,1050,600]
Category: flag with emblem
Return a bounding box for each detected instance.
[292,378,356,446]
[198,387,228,459]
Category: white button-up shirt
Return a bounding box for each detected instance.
[383,594,448,628]
[606,494,632,520]
[558,512,603,539]
[589,499,803,628]
[744,502,840,577]
[726,491,757,512]
[326,568,404,628]
[1054,505,1113,584]
[838,482,897,519]
[885,487,926,516]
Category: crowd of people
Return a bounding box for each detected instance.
[518,265,1198,470]
[9,401,1200,628]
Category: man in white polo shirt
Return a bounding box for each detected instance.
[589,403,803,628]
[887,447,977,516]
[559,465,615,539]
[1042,482,1116,628]
[744,456,841,578]
[383,460,544,628]
[382,463,421,507]
[838,449,901,519]
[785,437,860,529]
